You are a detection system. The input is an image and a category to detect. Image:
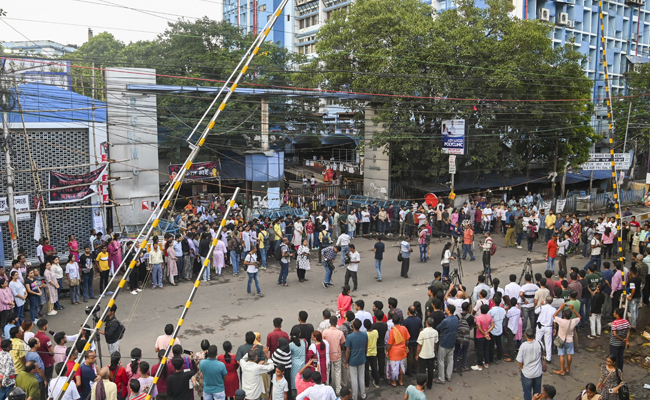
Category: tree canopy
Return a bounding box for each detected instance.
[301,0,595,183]
[66,19,315,163]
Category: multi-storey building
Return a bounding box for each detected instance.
[223,0,294,52]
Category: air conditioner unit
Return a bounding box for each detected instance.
[566,20,575,28]
[626,0,644,6]
[540,8,550,21]
[558,12,569,25]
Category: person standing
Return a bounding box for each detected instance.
[400,238,412,279]
[516,330,543,400]
[416,318,437,390]
[100,305,122,355]
[534,297,555,363]
[609,308,630,371]
[278,238,291,287]
[344,319,367,400]
[344,245,360,292]
[626,266,641,329]
[322,316,345,395]
[373,237,384,282]
[584,232,603,272]
[433,305,458,384]
[481,232,493,277]
[79,246,95,302]
[546,235,557,272]
[297,240,311,283]
[65,257,81,305]
[245,246,263,297]
[200,346,228,400]
[336,232,350,269]
[386,314,409,387]
[15,362,39,400]
[552,303,580,376]
[597,355,626,400]
[321,245,338,289]
[403,306,421,377]
[147,242,164,289]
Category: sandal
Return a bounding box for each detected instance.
[552,370,565,376]
[432,379,444,385]
[284,283,290,287]
[503,358,514,362]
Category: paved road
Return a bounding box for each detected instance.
[50,223,648,400]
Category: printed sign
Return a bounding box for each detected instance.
[441,119,465,155]
[581,153,631,171]
[142,201,150,211]
[0,195,31,223]
[48,165,107,204]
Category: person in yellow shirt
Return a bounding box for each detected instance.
[257,227,268,270]
[364,319,380,388]
[9,326,26,373]
[95,245,110,294]
[545,210,557,243]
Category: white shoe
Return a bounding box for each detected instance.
[471,365,483,371]
[517,246,522,249]
[136,289,142,293]
[47,311,57,316]
[130,290,138,295]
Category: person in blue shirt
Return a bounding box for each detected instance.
[434,304,458,384]
[200,346,228,400]
[3,312,17,340]
[25,339,46,384]
[344,319,367,400]
[79,351,98,400]
[601,262,615,319]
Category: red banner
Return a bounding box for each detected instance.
[168,161,220,181]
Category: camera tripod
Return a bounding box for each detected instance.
[85,306,104,367]
[518,257,535,285]
[449,268,463,286]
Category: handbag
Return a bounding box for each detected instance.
[70,278,80,286]
[538,342,547,373]
[326,260,335,272]
[553,320,570,349]
[397,253,403,262]
[615,369,630,400]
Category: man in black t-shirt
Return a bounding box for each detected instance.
[373,237,385,282]
[627,266,642,328]
[292,310,315,346]
[167,356,197,400]
[371,310,388,381]
[79,245,95,302]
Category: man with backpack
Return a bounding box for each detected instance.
[99,305,123,355]
[257,226,270,270]
[453,302,474,375]
[481,232,495,278]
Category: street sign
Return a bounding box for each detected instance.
[581,153,631,171]
[449,155,457,174]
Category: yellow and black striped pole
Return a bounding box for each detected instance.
[143,188,240,400]
[598,1,627,307]
[53,0,290,396]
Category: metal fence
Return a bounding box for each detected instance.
[562,189,645,214]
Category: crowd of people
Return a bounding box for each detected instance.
[0,193,641,400]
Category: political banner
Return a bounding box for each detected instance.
[0,195,31,223]
[581,153,631,171]
[48,165,107,204]
[556,199,566,213]
[441,119,465,155]
[168,161,220,181]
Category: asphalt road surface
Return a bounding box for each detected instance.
[51,225,648,400]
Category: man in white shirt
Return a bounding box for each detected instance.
[504,274,521,304]
[36,240,45,265]
[504,298,521,362]
[295,372,336,400]
[416,318,438,390]
[49,362,81,400]
[345,244,360,292]
[241,348,275,400]
[472,275,492,302]
[354,300,373,332]
[245,246,262,296]
[535,297,555,362]
[399,206,408,237]
[519,274,539,333]
[335,232,350,268]
[444,285,469,316]
[557,232,571,276]
[481,232,493,276]
[89,230,96,252]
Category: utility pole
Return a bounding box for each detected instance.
[261,97,269,151]
[552,135,559,199]
[1,81,19,258]
[560,138,570,198]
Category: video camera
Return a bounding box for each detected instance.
[85,305,100,317]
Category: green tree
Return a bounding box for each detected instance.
[304,0,594,183]
[613,64,650,145]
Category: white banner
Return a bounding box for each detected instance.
[543,200,552,214]
[0,195,31,223]
[581,153,631,171]
[556,199,566,213]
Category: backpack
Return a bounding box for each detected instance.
[235,238,244,254]
[262,231,270,248]
[526,227,535,239]
[456,313,471,344]
[274,245,283,260]
[321,233,331,247]
[581,228,589,243]
[489,241,497,256]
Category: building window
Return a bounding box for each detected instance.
[326,10,332,20]
[312,15,318,24]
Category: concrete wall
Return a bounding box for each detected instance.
[105,68,160,227]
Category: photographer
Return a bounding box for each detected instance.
[99,305,123,355]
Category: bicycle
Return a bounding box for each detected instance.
[518,257,535,285]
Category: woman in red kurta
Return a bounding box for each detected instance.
[216,341,239,398]
[337,285,352,326]
[108,352,129,400]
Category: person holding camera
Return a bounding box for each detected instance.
[99,305,123,355]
